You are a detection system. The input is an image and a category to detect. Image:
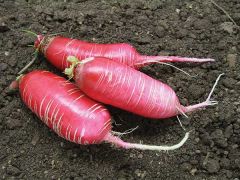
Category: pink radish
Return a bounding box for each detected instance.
[19,34,214,74]
[12,70,189,151]
[65,56,223,119]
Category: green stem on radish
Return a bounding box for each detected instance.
[18,52,38,75]
[64,56,95,79]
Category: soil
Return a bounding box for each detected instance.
[0,0,239,179]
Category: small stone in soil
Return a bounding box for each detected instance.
[0,22,9,32]
[190,168,197,176]
[4,51,9,56]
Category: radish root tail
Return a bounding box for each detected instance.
[105,132,189,151]
[184,73,224,113]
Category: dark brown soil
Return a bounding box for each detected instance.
[0,0,239,179]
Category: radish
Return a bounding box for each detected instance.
[31,34,214,72]
[65,56,223,119]
[12,70,189,151]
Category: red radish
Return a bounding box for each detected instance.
[33,35,214,71]
[12,70,189,151]
[65,56,223,119]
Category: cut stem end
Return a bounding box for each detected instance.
[64,56,81,79]
[64,56,95,79]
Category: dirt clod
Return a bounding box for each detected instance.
[222,78,237,89]
[205,159,220,173]
[227,54,237,68]
[220,22,235,34]
[211,129,228,148]
[188,84,205,100]
[181,162,192,171]
[220,158,230,169]
[31,133,40,146]
[6,118,22,130]
[224,124,233,138]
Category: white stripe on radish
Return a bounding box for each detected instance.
[79,127,85,144]
[72,94,85,103]
[65,124,70,141]
[73,128,78,143]
[44,99,54,125]
[56,113,64,136]
[39,95,47,119]
[68,89,81,95]
[52,108,60,131]
[49,103,59,124]
[67,87,80,93]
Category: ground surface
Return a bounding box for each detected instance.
[0,0,239,179]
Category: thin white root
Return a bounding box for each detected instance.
[106,131,190,151]
[184,73,224,113]
[206,73,225,102]
[127,132,190,151]
[47,32,64,37]
[177,116,186,131]
[206,100,218,106]
[136,60,197,77]
[157,62,197,77]
[211,0,239,27]
[112,119,122,126]
[176,106,189,118]
[112,126,139,136]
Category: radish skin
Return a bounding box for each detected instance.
[66,56,223,119]
[14,70,189,151]
[19,70,110,144]
[34,35,214,71]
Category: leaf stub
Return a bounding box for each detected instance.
[64,56,81,79]
[64,56,95,79]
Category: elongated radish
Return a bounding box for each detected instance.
[12,70,189,151]
[65,56,223,119]
[33,35,214,71]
